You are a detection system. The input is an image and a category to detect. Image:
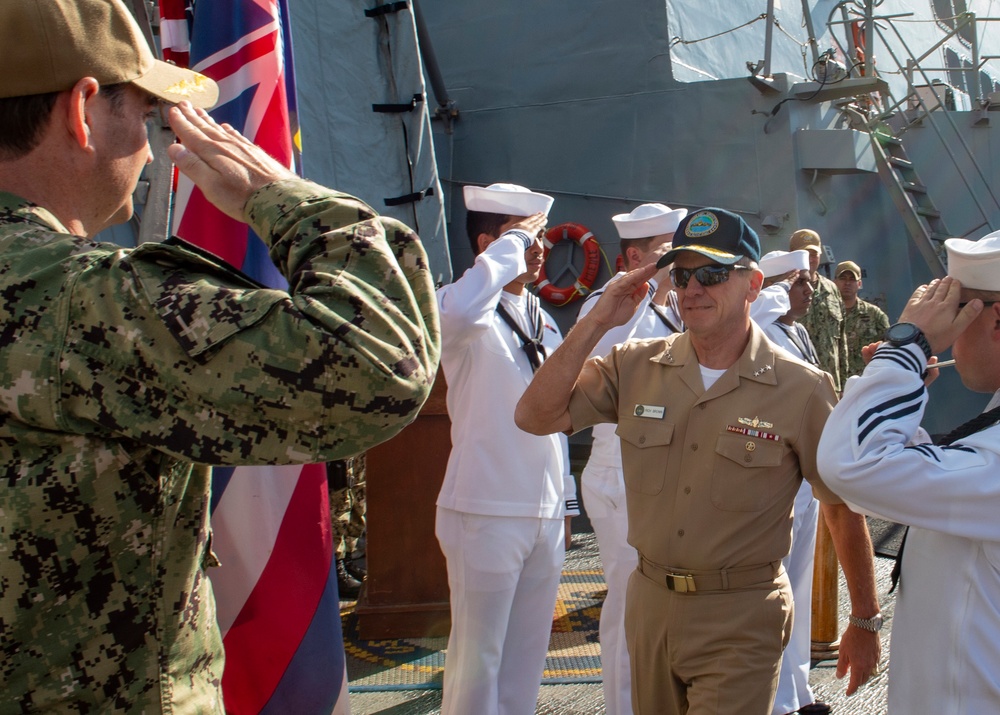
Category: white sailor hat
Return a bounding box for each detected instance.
[463,183,554,217]
[946,232,1000,290]
[612,204,688,239]
[759,250,810,278]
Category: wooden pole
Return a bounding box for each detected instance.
[811,510,841,660]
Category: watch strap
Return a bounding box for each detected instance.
[912,330,933,361]
[885,322,933,361]
[849,613,883,632]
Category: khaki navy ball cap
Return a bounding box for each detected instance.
[835,260,862,279]
[1,0,219,109]
[789,229,823,254]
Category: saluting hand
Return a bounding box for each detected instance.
[587,265,657,331]
[508,213,548,241]
[166,101,297,222]
[898,277,983,354]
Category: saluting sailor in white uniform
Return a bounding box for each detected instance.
[818,233,1000,715]
[435,183,579,715]
[577,207,793,715]
[757,250,830,715]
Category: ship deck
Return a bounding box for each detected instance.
[344,517,898,714]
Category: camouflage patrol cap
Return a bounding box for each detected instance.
[0,0,218,108]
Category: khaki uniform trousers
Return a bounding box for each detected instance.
[625,561,792,714]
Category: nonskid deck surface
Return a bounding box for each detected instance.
[344,520,897,715]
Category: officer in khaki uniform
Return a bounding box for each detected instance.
[516,209,881,715]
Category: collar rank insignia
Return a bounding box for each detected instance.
[752,364,773,377]
[665,351,675,363]
[738,416,773,429]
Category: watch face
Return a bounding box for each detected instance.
[886,322,919,343]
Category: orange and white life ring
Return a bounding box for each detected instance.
[535,222,601,306]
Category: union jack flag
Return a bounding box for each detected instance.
[159,1,348,713]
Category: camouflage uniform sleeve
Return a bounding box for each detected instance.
[836,290,850,391]
[843,301,892,378]
[58,179,440,465]
[873,303,891,337]
[802,275,845,391]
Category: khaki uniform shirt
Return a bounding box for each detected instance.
[0,181,439,713]
[801,273,848,391]
[567,323,840,571]
[843,298,890,378]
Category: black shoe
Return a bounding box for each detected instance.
[336,558,362,599]
[797,703,831,715]
[345,556,367,580]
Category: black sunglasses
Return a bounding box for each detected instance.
[669,265,750,289]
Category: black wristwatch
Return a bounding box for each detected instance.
[884,322,933,361]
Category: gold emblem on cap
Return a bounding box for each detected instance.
[164,74,213,97]
[685,211,720,238]
[738,416,773,429]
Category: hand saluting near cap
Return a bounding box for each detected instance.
[506,213,548,245]
[166,101,297,222]
[514,263,655,437]
[587,265,658,332]
[898,277,984,355]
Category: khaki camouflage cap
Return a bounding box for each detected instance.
[835,260,862,279]
[789,228,822,254]
[0,0,218,108]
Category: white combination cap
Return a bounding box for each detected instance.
[759,249,810,278]
[463,183,554,217]
[612,204,688,239]
[946,232,1000,290]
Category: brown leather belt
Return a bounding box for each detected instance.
[638,555,782,593]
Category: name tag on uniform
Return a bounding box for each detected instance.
[633,404,665,419]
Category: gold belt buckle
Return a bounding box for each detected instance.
[666,572,697,593]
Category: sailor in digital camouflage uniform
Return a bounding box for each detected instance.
[517,209,880,715]
[790,229,849,391]
[328,454,368,597]
[0,1,440,713]
[833,260,890,379]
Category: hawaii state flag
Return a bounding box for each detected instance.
[160,1,348,713]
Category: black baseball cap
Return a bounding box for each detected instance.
[656,208,761,268]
